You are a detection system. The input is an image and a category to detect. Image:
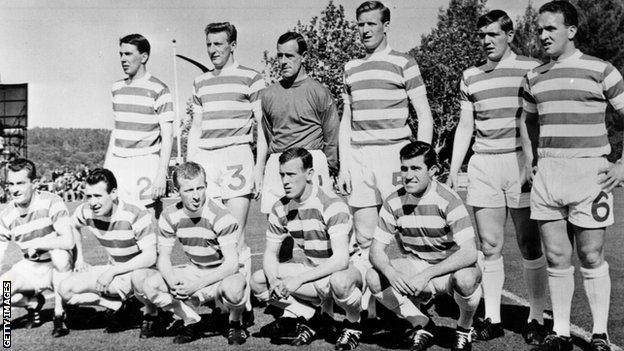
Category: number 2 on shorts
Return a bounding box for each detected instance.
[137,177,152,200]
[591,191,610,222]
[227,165,246,191]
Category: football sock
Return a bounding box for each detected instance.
[548,266,574,337]
[373,287,428,328]
[482,256,504,324]
[333,287,363,323]
[581,262,610,335]
[454,288,482,330]
[522,255,548,324]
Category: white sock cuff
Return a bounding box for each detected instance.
[522,255,547,270]
[547,266,574,278]
[580,262,609,279]
[482,256,504,272]
[332,287,362,305]
[254,290,270,302]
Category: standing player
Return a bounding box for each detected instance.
[447,10,547,344]
[136,162,249,345]
[523,2,624,350]
[334,0,435,341]
[104,33,174,216]
[250,148,352,347]
[259,31,338,214]
[367,142,482,351]
[58,168,157,334]
[187,23,266,312]
[0,159,75,337]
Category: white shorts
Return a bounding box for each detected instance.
[89,265,133,299]
[189,144,254,200]
[391,257,454,299]
[348,142,408,207]
[261,150,332,213]
[466,152,530,209]
[531,157,614,228]
[2,259,54,293]
[279,262,332,302]
[106,153,159,206]
[173,264,249,305]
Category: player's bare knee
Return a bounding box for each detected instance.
[143,275,163,300]
[250,269,267,294]
[451,268,479,296]
[58,279,74,301]
[578,247,604,269]
[330,270,356,299]
[479,238,503,258]
[130,271,148,294]
[544,247,572,268]
[365,268,383,294]
[51,250,72,272]
[221,276,246,305]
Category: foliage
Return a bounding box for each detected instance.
[28,127,110,175]
[512,2,544,60]
[262,0,364,111]
[410,0,486,173]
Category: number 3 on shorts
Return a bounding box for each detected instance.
[227,165,246,191]
[591,191,610,222]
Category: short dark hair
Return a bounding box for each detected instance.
[7,158,36,180]
[173,162,206,189]
[356,1,390,23]
[539,0,578,27]
[277,32,307,55]
[279,148,313,170]
[399,141,437,169]
[205,22,237,43]
[119,33,151,56]
[86,168,117,193]
[477,9,513,32]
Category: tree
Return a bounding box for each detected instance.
[262,0,364,111]
[512,2,544,60]
[410,0,486,173]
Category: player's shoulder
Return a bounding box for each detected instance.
[34,190,63,203]
[577,52,617,74]
[119,200,150,218]
[317,187,348,210]
[205,197,231,216]
[383,187,406,209]
[146,74,170,91]
[193,71,214,85]
[462,65,484,81]
[514,54,542,67]
[431,180,463,204]
[161,201,183,219]
[234,64,263,79]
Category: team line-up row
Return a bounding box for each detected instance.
[3,0,624,350]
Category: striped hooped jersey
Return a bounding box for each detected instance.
[111,73,174,158]
[158,199,239,268]
[375,180,475,264]
[342,46,427,146]
[266,186,354,266]
[460,53,541,154]
[192,62,265,150]
[523,50,624,158]
[72,200,156,264]
[0,191,71,262]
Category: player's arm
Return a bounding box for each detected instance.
[71,224,88,271]
[186,81,203,158]
[448,109,474,189]
[337,101,353,195]
[405,59,433,143]
[104,130,115,169]
[0,224,11,265]
[448,76,474,189]
[192,243,239,292]
[370,203,416,296]
[263,210,286,293]
[597,66,624,192]
[321,95,340,176]
[252,81,268,197]
[153,121,173,198]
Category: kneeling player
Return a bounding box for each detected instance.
[366,142,481,351]
[250,148,351,346]
[0,158,75,337]
[58,168,157,333]
[135,162,249,345]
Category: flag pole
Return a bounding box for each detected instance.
[172,38,182,165]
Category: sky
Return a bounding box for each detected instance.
[0,0,547,130]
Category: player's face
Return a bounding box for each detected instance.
[279,158,313,200]
[357,10,388,52]
[400,155,433,196]
[478,21,513,62]
[84,181,116,216]
[538,11,576,59]
[177,175,207,213]
[7,169,35,207]
[207,31,235,69]
[119,43,147,77]
[277,40,304,80]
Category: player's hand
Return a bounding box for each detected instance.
[173,278,201,298]
[252,166,264,200]
[336,170,352,196]
[598,161,624,193]
[151,173,167,199]
[95,270,116,294]
[407,271,432,297]
[73,257,90,272]
[277,277,302,299]
[385,268,416,296]
[269,278,285,300]
[446,172,458,190]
